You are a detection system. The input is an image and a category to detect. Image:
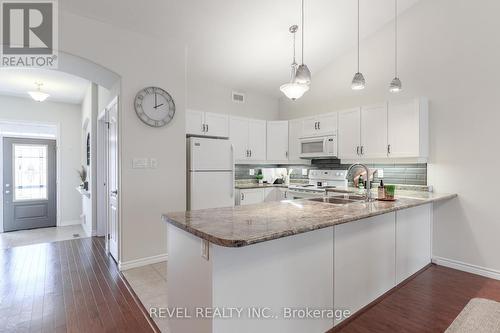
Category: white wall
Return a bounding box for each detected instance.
[59,10,186,265]
[0,95,82,226]
[187,74,279,120]
[80,83,98,237]
[279,0,500,273]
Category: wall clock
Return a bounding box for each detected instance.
[134,87,175,127]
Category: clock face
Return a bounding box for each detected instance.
[134,87,175,127]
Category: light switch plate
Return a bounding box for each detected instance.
[249,169,255,176]
[302,169,308,176]
[133,158,149,169]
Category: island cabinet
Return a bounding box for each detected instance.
[333,213,396,326]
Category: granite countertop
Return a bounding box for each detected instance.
[163,191,456,248]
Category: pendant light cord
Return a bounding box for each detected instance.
[395,0,398,77]
[357,0,360,72]
[293,29,296,65]
[301,0,305,65]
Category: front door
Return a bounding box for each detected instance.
[3,138,57,232]
[107,100,119,261]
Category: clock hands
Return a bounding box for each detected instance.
[153,103,164,109]
[153,93,165,109]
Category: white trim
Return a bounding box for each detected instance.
[118,253,168,271]
[59,219,81,227]
[432,256,500,281]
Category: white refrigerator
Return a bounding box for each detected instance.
[187,137,234,210]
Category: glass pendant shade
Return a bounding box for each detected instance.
[28,90,50,102]
[351,72,366,90]
[280,82,309,101]
[295,64,311,85]
[389,77,402,93]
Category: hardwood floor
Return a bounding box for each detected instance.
[0,237,157,333]
[335,264,500,333]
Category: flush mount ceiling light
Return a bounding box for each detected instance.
[28,82,50,102]
[280,25,309,101]
[389,0,402,93]
[295,0,312,86]
[351,0,366,90]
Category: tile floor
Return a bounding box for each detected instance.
[123,262,170,332]
[0,224,88,249]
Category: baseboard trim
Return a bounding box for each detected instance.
[432,256,500,281]
[118,253,168,271]
[58,219,81,227]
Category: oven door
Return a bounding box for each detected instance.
[299,136,336,159]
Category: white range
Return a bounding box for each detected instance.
[288,169,348,199]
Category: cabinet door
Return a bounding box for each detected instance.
[186,109,205,136]
[239,189,265,205]
[266,121,289,161]
[334,213,396,326]
[396,204,431,284]
[360,104,388,158]
[338,108,361,159]
[229,117,249,161]
[317,113,338,135]
[388,99,421,158]
[248,119,267,160]
[264,188,277,202]
[288,119,302,161]
[277,188,289,201]
[301,117,318,137]
[205,112,229,138]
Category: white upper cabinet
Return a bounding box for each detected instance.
[186,110,229,138]
[338,108,361,160]
[267,121,289,161]
[230,117,266,162]
[186,109,205,136]
[229,117,249,161]
[205,112,229,138]
[388,98,429,159]
[248,119,267,160]
[301,113,338,137]
[360,104,388,158]
[288,119,302,161]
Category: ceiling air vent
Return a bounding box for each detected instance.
[232,91,245,104]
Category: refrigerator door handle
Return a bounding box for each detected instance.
[230,144,235,198]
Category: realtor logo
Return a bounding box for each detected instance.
[1,0,58,67]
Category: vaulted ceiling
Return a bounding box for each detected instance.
[60,0,420,97]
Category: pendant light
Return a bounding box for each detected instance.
[280,25,309,100]
[28,82,50,102]
[295,0,311,85]
[351,0,366,90]
[389,0,402,93]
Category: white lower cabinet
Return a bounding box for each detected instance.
[395,204,432,284]
[277,188,289,200]
[264,188,277,202]
[334,213,396,325]
[237,188,265,206]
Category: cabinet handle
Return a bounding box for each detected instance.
[387,144,391,155]
[206,124,208,132]
[284,191,287,199]
[356,146,360,155]
[318,122,320,130]
[250,150,252,157]
[202,124,205,132]
[285,151,288,158]
[360,146,364,155]
[246,150,249,157]
[241,193,245,201]
[314,122,318,130]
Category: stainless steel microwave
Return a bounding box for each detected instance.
[299,135,337,159]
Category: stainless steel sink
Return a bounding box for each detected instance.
[307,197,359,205]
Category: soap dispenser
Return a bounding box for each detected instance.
[378,179,385,199]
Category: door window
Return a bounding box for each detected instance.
[13,144,48,201]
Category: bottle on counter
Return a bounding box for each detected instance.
[378,179,385,199]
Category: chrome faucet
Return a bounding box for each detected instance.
[347,163,376,202]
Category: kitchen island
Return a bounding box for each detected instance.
[162,191,456,333]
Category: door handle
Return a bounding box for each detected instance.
[111,190,118,195]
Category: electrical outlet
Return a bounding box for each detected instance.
[249,169,255,176]
[377,169,384,178]
[150,158,158,169]
[133,158,149,169]
[302,169,308,176]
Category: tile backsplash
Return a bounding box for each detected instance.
[236,159,427,186]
